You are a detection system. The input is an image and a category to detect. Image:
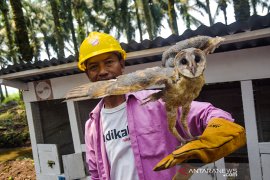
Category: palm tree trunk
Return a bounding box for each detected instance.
[4,86,8,98]
[218,0,228,25]
[180,2,191,29]
[32,32,40,62]
[41,29,51,60]
[66,0,78,55]
[222,8,228,25]
[112,0,121,39]
[73,1,86,45]
[134,0,143,42]
[19,90,23,101]
[75,13,86,45]
[9,0,33,62]
[206,0,214,25]
[0,85,4,102]
[168,0,178,35]
[119,0,135,43]
[232,0,250,21]
[126,11,134,43]
[27,18,40,62]
[250,0,257,15]
[113,0,118,10]
[0,0,17,64]
[49,0,65,59]
[141,0,154,40]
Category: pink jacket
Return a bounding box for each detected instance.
[85,90,234,180]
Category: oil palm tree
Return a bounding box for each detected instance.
[0,85,4,102]
[232,0,250,21]
[22,1,58,61]
[149,0,165,37]
[251,0,258,14]
[193,0,214,26]
[9,0,33,62]
[22,1,42,62]
[57,0,80,55]
[141,0,155,39]
[177,0,204,29]
[49,0,65,59]
[0,28,8,68]
[261,0,270,13]
[251,0,270,14]
[65,0,79,55]
[73,0,87,45]
[133,0,143,41]
[82,1,107,33]
[0,0,17,64]
[214,0,230,25]
[119,0,136,43]
[0,35,8,99]
[168,0,179,34]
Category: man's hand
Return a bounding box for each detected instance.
[153,118,246,171]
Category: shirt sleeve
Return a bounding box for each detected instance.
[85,119,100,180]
[185,101,234,135]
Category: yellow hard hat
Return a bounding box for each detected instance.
[78,32,127,71]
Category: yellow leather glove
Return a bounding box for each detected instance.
[153,118,246,171]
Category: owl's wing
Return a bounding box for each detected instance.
[65,66,174,100]
[162,36,225,67]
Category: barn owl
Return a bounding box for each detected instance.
[66,36,225,144]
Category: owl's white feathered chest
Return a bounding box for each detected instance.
[162,74,205,106]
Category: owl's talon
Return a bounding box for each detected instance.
[175,144,184,150]
[185,136,200,143]
[175,136,200,149]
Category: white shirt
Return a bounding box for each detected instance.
[101,102,139,180]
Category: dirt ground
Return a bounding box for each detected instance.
[0,159,36,180]
[0,147,36,180]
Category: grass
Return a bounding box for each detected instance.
[0,92,31,161]
[0,112,13,121]
[2,93,21,105]
[0,147,33,162]
[0,94,29,148]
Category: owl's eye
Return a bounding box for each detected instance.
[195,55,201,63]
[180,58,188,65]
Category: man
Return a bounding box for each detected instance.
[78,32,242,180]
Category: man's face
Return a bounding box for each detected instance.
[85,52,125,82]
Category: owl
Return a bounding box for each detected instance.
[66,36,225,144]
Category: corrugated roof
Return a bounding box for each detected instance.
[121,13,270,53]
[1,13,270,83]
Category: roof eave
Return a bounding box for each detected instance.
[1,27,270,89]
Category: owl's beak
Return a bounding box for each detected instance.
[191,66,196,76]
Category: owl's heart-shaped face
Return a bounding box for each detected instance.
[174,48,206,78]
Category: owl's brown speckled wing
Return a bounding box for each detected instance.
[162,36,224,68]
[65,66,174,100]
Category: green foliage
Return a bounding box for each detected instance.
[232,0,251,21]
[150,1,164,34]
[0,95,29,148]
[0,0,269,66]
[2,93,21,105]
[0,112,13,121]
[0,130,29,148]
